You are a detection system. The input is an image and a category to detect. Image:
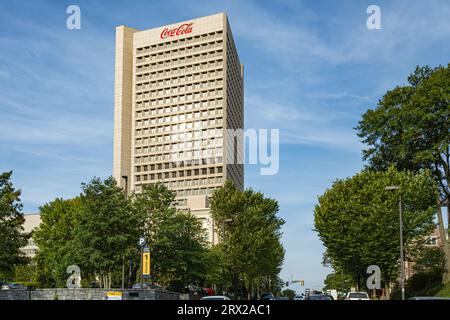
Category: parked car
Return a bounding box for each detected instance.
[200,295,231,300]
[187,284,203,294]
[294,295,305,300]
[408,296,450,300]
[260,292,275,300]
[164,283,204,294]
[345,292,370,300]
[274,296,289,300]
[305,294,334,300]
[132,282,150,290]
[131,282,166,290]
[1,283,26,290]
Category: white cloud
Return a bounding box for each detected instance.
[225,0,450,71]
[245,94,363,151]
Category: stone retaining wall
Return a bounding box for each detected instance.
[0,288,182,300]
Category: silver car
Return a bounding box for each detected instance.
[345,292,370,300]
[200,295,231,300]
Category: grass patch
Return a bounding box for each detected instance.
[436,281,450,297]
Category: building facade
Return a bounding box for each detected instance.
[113,13,244,243]
[21,214,41,258]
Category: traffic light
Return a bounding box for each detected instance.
[300,280,304,286]
[285,281,289,287]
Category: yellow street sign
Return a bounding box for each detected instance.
[143,247,150,277]
[106,291,123,300]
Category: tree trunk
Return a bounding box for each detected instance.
[384,282,390,300]
[257,282,260,299]
[232,272,239,300]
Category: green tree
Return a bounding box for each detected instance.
[412,246,446,275]
[323,270,353,293]
[72,177,141,288]
[314,167,438,298]
[281,288,296,300]
[130,183,208,290]
[210,180,285,299]
[33,197,82,287]
[158,211,207,289]
[203,245,228,294]
[392,247,445,299]
[356,63,450,280]
[0,171,29,280]
[13,262,39,287]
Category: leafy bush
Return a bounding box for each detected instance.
[391,271,443,299]
[436,281,450,297]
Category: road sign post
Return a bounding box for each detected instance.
[142,246,151,279]
[138,237,147,290]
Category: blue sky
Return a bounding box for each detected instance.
[1,0,450,292]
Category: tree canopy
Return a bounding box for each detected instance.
[33,178,210,289]
[210,180,285,299]
[33,197,82,287]
[0,171,29,279]
[356,64,450,210]
[314,167,439,294]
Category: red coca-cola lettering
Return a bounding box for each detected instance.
[160,23,194,39]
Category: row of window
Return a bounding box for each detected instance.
[136,100,223,118]
[135,169,223,183]
[176,188,217,197]
[135,145,223,157]
[136,61,223,79]
[136,40,223,64]
[136,136,223,149]
[135,110,222,127]
[136,91,223,108]
[134,184,220,196]
[136,79,223,95]
[136,69,222,86]
[136,76,222,94]
[135,155,223,165]
[136,161,222,172]
[135,122,223,138]
[135,118,223,134]
[135,128,223,145]
[136,31,223,55]
[136,88,223,103]
[136,51,223,74]
[166,177,224,189]
[136,97,223,113]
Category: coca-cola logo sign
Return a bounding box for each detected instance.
[160,23,194,39]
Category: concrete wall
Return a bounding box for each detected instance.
[0,289,183,300]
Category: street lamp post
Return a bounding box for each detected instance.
[121,175,128,291]
[221,219,233,296]
[385,185,405,300]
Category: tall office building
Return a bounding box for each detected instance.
[113,13,244,243]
